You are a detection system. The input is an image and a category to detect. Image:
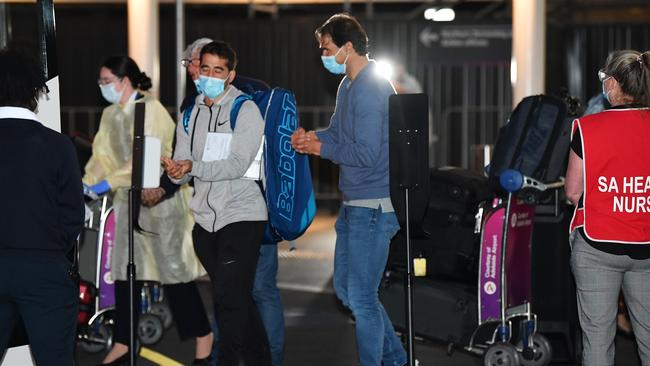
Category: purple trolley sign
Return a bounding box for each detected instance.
[97,209,116,309]
[479,198,535,324]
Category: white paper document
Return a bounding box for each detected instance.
[202,133,264,181]
[202,132,232,162]
[143,136,161,188]
[242,138,264,181]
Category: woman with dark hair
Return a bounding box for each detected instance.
[84,56,213,365]
[566,50,650,366]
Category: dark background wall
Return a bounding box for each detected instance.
[3,3,650,168]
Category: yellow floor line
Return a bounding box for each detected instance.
[139,347,184,366]
[278,249,333,260]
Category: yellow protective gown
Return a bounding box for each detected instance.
[83,93,204,284]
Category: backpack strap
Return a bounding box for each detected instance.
[181,99,195,135]
[229,94,253,131]
[230,93,267,202]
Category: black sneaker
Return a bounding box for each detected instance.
[190,356,212,366]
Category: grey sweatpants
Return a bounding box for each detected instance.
[570,231,650,366]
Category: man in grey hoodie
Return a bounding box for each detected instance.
[163,40,271,366]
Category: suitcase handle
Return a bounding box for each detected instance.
[499,169,564,193]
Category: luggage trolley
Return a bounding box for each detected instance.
[77,195,170,353]
[381,93,578,364]
[467,169,564,366]
[77,195,118,353]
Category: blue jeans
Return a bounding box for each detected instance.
[253,244,285,366]
[333,205,406,366]
[211,243,285,366]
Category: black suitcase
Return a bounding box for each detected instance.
[386,167,487,283]
[380,272,478,346]
[388,226,479,283]
[427,167,492,227]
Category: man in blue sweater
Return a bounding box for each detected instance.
[0,49,85,365]
[291,14,407,366]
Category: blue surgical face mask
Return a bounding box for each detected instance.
[193,78,202,94]
[602,78,611,103]
[99,82,124,104]
[321,47,348,75]
[199,74,228,99]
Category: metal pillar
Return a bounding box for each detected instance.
[176,0,185,114]
[0,3,8,50]
[36,0,61,132]
[512,0,546,105]
[128,0,160,97]
[566,31,586,103]
[37,0,57,81]
[365,0,374,19]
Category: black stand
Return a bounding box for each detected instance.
[404,187,415,364]
[37,0,58,81]
[127,189,137,366]
[128,103,146,366]
[389,94,430,366]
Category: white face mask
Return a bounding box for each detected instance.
[99,82,124,104]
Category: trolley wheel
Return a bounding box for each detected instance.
[138,313,164,345]
[446,342,456,356]
[483,343,522,366]
[517,334,552,366]
[79,322,113,353]
[150,302,173,330]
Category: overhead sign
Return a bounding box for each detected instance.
[417,24,511,63]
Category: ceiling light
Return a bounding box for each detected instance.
[424,7,455,22]
[432,8,455,21]
[423,8,438,20]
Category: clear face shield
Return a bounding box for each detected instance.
[598,69,611,83]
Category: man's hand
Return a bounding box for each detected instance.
[291,127,306,151]
[162,156,193,180]
[305,130,319,143]
[141,187,166,207]
[291,128,321,156]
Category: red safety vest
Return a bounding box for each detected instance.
[570,108,650,244]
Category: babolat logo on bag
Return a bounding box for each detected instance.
[230,88,317,242]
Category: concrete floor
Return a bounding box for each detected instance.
[76,213,642,366]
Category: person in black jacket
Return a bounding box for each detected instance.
[0,49,85,365]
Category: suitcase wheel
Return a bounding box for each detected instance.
[517,334,552,366]
[483,342,521,366]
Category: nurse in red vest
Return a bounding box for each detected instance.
[566,50,650,366]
